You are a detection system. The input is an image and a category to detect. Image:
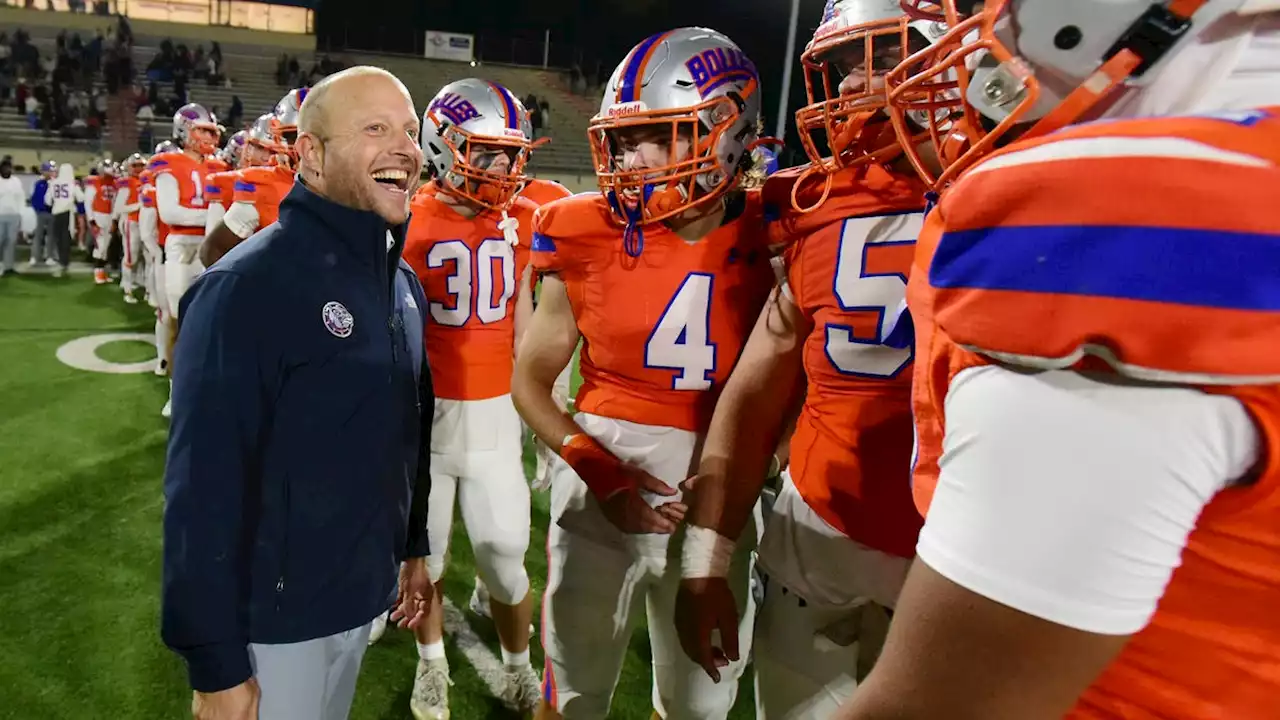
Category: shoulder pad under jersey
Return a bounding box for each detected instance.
[147,151,189,174]
[763,164,927,249]
[929,109,1280,384]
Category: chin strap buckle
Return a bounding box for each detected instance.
[1103,2,1198,78]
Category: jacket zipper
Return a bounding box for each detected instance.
[275,472,291,612]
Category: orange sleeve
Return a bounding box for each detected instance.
[530,204,570,277]
[231,170,265,205]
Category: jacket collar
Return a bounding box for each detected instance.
[279,177,408,272]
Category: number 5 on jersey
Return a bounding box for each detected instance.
[827,212,924,378]
[646,273,717,390]
[427,239,516,326]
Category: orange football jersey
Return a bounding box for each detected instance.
[147,151,210,238]
[114,175,142,222]
[519,177,573,206]
[204,170,239,211]
[89,175,116,215]
[909,109,1280,718]
[533,191,775,432]
[139,182,167,246]
[231,164,295,230]
[404,184,538,401]
[204,156,229,174]
[765,164,927,559]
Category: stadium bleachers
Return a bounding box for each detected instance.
[2,19,599,173]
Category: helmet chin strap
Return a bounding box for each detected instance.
[607,183,657,258]
[498,211,520,246]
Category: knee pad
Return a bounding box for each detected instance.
[472,537,530,606]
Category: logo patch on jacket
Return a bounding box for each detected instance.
[322,301,354,338]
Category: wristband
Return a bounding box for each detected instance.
[681,525,736,579]
[559,432,630,502]
[222,201,260,240]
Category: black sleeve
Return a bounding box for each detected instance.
[161,270,266,692]
[404,308,433,558]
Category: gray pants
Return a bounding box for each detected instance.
[52,212,72,269]
[30,212,52,263]
[0,213,19,271]
[248,619,374,720]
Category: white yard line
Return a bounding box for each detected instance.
[442,597,507,699]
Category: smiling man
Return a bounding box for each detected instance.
[162,66,434,720]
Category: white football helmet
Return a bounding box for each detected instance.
[797,0,943,175]
[153,140,178,156]
[172,103,221,156]
[123,152,146,176]
[421,78,532,211]
[220,131,248,169]
[270,88,307,156]
[889,0,1276,188]
[592,27,762,231]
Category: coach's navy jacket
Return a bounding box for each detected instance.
[161,179,433,693]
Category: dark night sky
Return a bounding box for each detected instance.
[316,0,833,147]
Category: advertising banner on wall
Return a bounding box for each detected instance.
[423,31,475,63]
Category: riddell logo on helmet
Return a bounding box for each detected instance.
[430,93,483,126]
[608,102,647,117]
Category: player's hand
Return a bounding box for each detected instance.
[597,469,687,534]
[191,678,259,719]
[390,556,433,630]
[675,577,741,683]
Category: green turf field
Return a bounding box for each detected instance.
[0,269,755,719]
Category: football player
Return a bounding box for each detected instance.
[201,91,305,268]
[675,3,938,716]
[150,102,221,418]
[201,128,250,235]
[513,28,775,720]
[113,153,146,303]
[467,108,576,621]
[140,142,175,374]
[85,160,117,285]
[833,1,1280,718]
[396,78,541,720]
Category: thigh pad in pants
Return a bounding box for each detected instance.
[165,240,204,320]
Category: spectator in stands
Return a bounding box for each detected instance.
[205,54,220,86]
[193,45,206,79]
[116,13,133,48]
[288,56,300,86]
[227,95,242,130]
[0,157,23,276]
[210,41,222,69]
[14,78,28,116]
[29,161,54,267]
[25,92,40,129]
[276,53,288,86]
[539,100,550,133]
[85,30,103,81]
[529,101,543,139]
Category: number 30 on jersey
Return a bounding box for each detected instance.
[426,239,515,326]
